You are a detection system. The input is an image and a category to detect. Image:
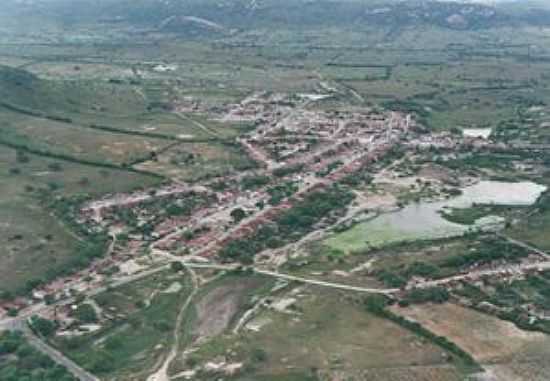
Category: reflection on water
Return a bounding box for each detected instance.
[326,181,547,252]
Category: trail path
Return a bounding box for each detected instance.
[175,112,220,138]
[146,265,198,381]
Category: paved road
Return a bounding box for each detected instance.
[0,302,46,331]
[0,266,173,381]
[254,269,399,294]
[182,262,399,294]
[21,325,100,381]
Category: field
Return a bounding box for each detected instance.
[507,190,550,252]
[392,303,550,381]
[136,141,257,182]
[183,286,468,381]
[0,109,172,166]
[0,144,160,294]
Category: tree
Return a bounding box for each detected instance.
[73,303,98,323]
[30,316,57,337]
[170,261,184,273]
[44,294,55,305]
[230,208,246,223]
[48,163,63,172]
[255,200,265,210]
[16,151,30,163]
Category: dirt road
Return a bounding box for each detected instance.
[411,261,550,290]
[147,265,198,381]
[22,325,100,381]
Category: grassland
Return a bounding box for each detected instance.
[0,144,161,295]
[136,141,257,182]
[507,190,550,251]
[184,287,467,381]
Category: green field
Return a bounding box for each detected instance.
[0,144,161,295]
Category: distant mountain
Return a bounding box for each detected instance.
[2,0,550,35]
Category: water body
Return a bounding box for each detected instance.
[463,128,492,139]
[325,181,547,253]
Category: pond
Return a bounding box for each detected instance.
[325,181,547,253]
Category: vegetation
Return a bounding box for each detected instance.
[400,287,450,306]
[440,205,511,225]
[372,235,532,290]
[0,331,76,381]
[73,303,98,324]
[272,164,304,178]
[221,186,354,263]
[53,270,192,378]
[29,316,58,338]
[441,238,529,269]
[241,175,271,190]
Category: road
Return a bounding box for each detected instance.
[21,324,99,381]
[0,265,173,381]
[254,269,399,294]
[174,261,399,295]
[147,265,198,381]
[411,260,550,289]
[0,265,169,332]
[175,112,221,138]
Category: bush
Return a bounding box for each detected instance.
[272,164,304,177]
[241,175,270,190]
[251,347,268,363]
[30,316,57,337]
[170,261,185,272]
[376,270,407,288]
[73,303,98,323]
[403,287,450,305]
[230,208,247,223]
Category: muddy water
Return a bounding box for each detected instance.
[325,181,547,253]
